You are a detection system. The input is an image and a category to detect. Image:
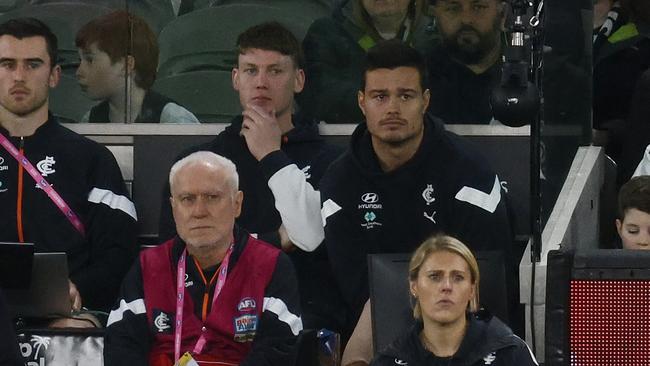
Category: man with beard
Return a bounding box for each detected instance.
[0,18,137,317]
[426,0,506,124]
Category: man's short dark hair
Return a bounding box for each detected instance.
[618,176,650,219]
[236,22,304,68]
[0,17,58,67]
[362,39,427,91]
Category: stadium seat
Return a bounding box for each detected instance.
[50,73,96,123]
[26,0,175,34]
[368,251,509,352]
[151,70,240,123]
[158,4,315,78]
[185,0,332,19]
[0,3,112,74]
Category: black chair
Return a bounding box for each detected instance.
[157,4,315,77]
[151,70,239,123]
[50,73,96,123]
[0,3,113,73]
[368,250,509,353]
[28,0,175,34]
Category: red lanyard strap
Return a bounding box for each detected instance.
[175,244,234,363]
[0,132,85,237]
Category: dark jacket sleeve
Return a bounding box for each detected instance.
[298,17,365,124]
[320,170,368,334]
[506,337,539,366]
[447,173,517,315]
[0,290,23,366]
[240,253,302,366]
[72,146,138,311]
[103,259,152,366]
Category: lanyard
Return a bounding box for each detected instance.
[174,244,234,363]
[0,132,85,237]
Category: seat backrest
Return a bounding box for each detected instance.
[29,0,175,34]
[0,3,112,71]
[151,70,240,123]
[368,250,509,353]
[50,74,96,123]
[158,4,314,77]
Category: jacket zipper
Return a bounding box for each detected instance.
[16,136,24,242]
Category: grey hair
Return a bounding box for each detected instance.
[169,151,239,195]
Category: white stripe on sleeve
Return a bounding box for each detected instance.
[454,176,502,213]
[321,199,342,227]
[88,187,138,220]
[263,297,303,336]
[107,298,146,326]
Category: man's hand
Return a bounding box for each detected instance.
[69,279,82,312]
[278,224,296,252]
[240,104,282,161]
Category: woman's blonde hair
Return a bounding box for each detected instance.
[408,234,480,319]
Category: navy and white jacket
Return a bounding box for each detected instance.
[158,114,342,251]
[0,115,138,311]
[320,115,514,329]
[371,313,538,366]
[103,226,302,366]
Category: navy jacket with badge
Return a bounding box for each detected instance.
[0,116,137,311]
[320,115,514,330]
[370,313,538,366]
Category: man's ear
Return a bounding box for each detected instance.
[232,67,240,91]
[358,90,367,116]
[422,88,431,113]
[294,68,305,93]
[234,190,244,218]
[48,64,61,88]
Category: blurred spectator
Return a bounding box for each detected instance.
[593,0,650,135]
[0,18,137,314]
[616,176,650,250]
[158,22,346,332]
[299,0,437,124]
[425,0,506,124]
[75,11,199,123]
[370,235,537,366]
[320,40,513,341]
[0,289,23,366]
[593,0,626,57]
[610,68,650,184]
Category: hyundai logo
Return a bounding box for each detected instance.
[361,192,379,203]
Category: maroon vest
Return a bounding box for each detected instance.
[141,235,280,364]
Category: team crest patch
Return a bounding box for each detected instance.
[233,314,258,342]
[237,297,256,312]
[152,309,174,334]
[483,352,497,364]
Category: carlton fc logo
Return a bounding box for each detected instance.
[36,156,56,177]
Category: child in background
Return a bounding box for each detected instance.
[616,175,650,250]
[75,10,199,123]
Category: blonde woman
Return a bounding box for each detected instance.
[371,235,538,366]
